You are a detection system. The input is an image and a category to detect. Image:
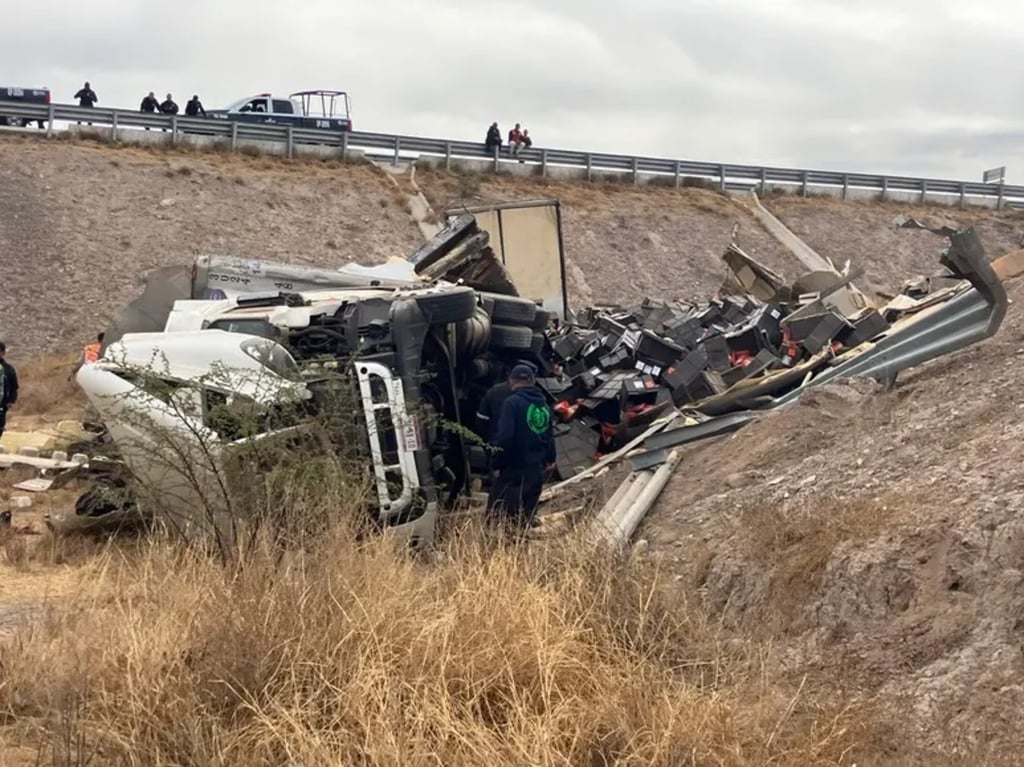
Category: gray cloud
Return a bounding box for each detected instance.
[5,0,1022,181]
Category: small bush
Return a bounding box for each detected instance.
[681,176,717,190]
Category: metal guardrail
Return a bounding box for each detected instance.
[1,100,1019,206]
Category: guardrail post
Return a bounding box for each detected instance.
[881,176,888,201]
[719,164,727,192]
[340,131,349,161]
[632,157,639,186]
[170,115,178,145]
[997,184,1005,210]
[45,104,55,138]
[444,142,452,170]
[393,137,401,166]
[286,126,294,159]
[842,174,849,201]
[958,182,966,209]
[801,171,808,197]
[674,161,681,188]
[110,110,119,142]
[586,154,593,182]
[230,122,238,151]
[492,145,500,173]
[541,149,548,178]
[920,180,927,204]
[759,167,767,195]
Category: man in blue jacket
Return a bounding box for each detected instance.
[486,364,556,530]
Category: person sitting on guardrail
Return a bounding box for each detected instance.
[485,121,502,155]
[159,94,179,115]
[185,95,207,118]
[508,123,523,157]
[517,129,532,162]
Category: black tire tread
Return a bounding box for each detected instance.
[489,323,534,350]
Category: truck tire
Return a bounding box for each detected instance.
[412,286,477,325]
[485,294,537,326]
[489,323,534,350]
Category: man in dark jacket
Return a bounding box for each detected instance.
[159,94,179,114]
[484,121,501,154]
[0,341,19,440]
[486,364,556,529]
[140,92,159,113]
[74,81,97,125]
[185,95,206,117]
[74,82,97,107]
[475,360,538,444]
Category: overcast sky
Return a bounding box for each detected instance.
[6,0,1022,182]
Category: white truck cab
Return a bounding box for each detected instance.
[77,329,438,547]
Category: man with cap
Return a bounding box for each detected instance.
[475,359,538,445]
[0,342,19,440]
[486,363,556,530]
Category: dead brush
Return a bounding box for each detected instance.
[736,492,911,633]
[0,506,873,766]
[9,351,84,418]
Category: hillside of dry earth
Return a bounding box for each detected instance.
[415,169,1024,306]
[642,275,1024,761]
[414,168,804,308]
[767,195,1024,296]
[0,136,422,358]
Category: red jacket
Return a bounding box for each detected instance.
[508,128,522,143]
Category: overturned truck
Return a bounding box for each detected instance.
[66,209,1007,546]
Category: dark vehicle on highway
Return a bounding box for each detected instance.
[0,86,50,128]
[207,90,352,132]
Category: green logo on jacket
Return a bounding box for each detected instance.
[526,403,551,435]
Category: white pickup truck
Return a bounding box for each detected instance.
[207,90,352,132]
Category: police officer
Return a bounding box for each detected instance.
[486,364,556,530]
[185,95,207,118]
[475,360,538,444]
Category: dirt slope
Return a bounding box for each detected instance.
[414,169,1024,306]
[0,136,422,358]
[3,134,1024,359]
[643,276,1024,760]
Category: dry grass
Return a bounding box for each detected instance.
[0,512,876,766]
[7,352,83,420]
[738,493,913,632]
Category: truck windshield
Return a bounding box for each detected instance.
[239,338,301,381]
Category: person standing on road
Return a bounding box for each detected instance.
[0,342,19,441]
[140,92,159,113]
[159,94,179,115]
[74,82,97,108]
[486,364,556,531]
[74,81,97,126]
[139,91,159,130]
[185,95,206,118]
